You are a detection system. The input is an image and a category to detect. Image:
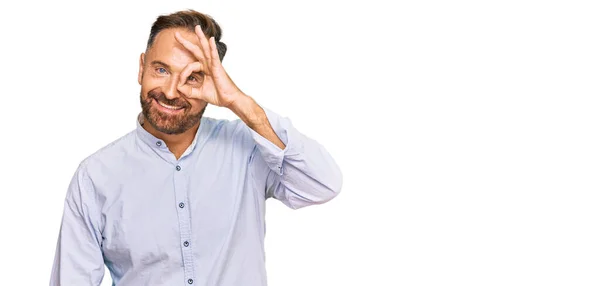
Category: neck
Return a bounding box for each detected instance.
[142,116,200,159]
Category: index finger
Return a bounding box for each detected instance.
[178,61,203,88]
[175,31,206,63]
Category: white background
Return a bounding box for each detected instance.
[0,0,599,285]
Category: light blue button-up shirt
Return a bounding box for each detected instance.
[50,108,342,286]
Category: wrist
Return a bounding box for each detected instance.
[229,95,268,127]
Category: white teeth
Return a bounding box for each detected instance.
[157,100,182,110]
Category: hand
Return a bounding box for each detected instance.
[174,25,245,108]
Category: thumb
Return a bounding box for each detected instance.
[177,84,196,98]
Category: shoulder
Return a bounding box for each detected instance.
[76,130,138,176]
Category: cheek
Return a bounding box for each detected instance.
[142,72,168,89]
[141,82,160,98]
[140,86,151,102]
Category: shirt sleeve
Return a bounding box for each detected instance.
[248,106,343,209]
[50,163,105,285]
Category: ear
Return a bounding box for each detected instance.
[138,53,145,85]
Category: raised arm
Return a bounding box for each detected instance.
[233,97,343,209]
[171,25,343,208]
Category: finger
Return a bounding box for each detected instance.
[209,37,221,64]
[189,85,201,98]
[177,82,201,99]
[194,25,212,66]
[177,84,202,99]
[178,61,203,88]
[175,32,206,63]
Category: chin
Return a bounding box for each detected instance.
[146,110,202,135]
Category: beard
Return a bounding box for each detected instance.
[140,88,206,135]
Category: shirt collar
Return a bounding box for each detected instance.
[135,112,209,156]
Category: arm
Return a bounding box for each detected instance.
[171,26,342,208]
[231,96,343,209]
[50,164,105,285]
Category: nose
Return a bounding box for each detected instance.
[163,76,181,100]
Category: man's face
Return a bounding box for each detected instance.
[138,28,207,135]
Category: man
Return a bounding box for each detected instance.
[49,10,342,286]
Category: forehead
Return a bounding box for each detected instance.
[146,28,200,70]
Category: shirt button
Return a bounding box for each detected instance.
[156,141,162,147]
[179,202,185,208]
[176,165,181,171]
[188,279,194,284]
[183,241,189,247]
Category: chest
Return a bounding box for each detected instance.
[96,152,264,269]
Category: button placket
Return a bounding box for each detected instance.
[173,159,195,283]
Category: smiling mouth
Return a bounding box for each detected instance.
[155,99,185,110]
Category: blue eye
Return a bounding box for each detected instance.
[156,67,167,74]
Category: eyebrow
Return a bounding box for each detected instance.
[150,60,171,69]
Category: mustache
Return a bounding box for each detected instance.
[147,89,190,108]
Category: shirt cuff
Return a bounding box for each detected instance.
[248,107,304,175]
